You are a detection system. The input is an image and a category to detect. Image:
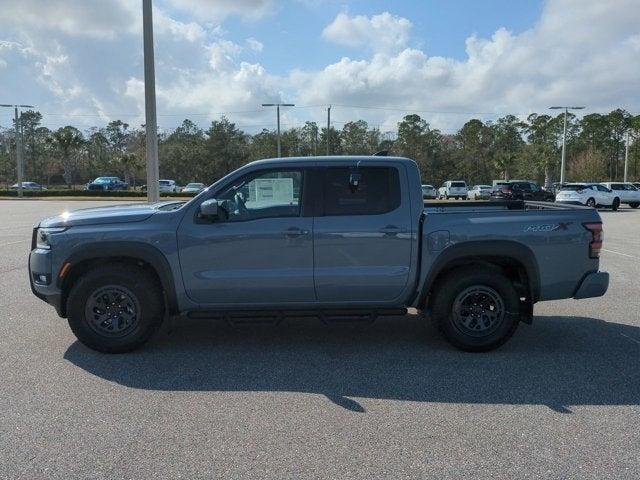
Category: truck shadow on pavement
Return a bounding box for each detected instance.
[64,314,640,413]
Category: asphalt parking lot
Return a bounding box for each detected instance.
[1,200,639,479]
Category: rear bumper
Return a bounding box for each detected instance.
[555,200,583,206]
[573,271,609,299]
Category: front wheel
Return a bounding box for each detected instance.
[586,197,596,208]
[429,267,521,352]
[611,198,620,211]
[67,264,165,353]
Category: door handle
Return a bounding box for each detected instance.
[379,225,402,234]
[283,227,309,237]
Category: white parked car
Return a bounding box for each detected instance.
[158,179,177,193]
[600,182,640,209]
[438,181,468,200]
[468,185,492,200]
[555,183,620,210]
[182,182,206,194]
[421,184,437,199]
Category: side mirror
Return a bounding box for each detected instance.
[199,199,219,219]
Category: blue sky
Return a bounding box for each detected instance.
[0,0,637,134]
[220,0,543,74]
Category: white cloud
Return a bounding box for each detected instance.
[297,0,640,132]
[0,0,138,39]
[246,37,264,52]
[166,0,274,21]
[1,0,639,136]
[322,12,412,52]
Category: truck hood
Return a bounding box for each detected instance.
[39,203,158,228]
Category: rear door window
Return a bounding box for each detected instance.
[322,167,400,216]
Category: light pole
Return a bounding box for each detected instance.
[549,106,584,184]
[143,0,159,203]
[261,103,294,157]
[624,131,636,182]
[326,105,331,156]
[0,103,34,198]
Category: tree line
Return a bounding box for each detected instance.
[0,109,638,189]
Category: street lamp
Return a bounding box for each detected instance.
[0,103,35,198]
[261,103,295,157]
[549,106,585,184]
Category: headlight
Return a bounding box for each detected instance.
[36,227,67,249]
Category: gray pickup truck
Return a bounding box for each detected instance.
[29,156,609,353]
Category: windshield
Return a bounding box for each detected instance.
[186,183,204,188]
[93,177,115,184]
[159,180,171,185]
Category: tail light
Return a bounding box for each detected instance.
[583,222,603,258]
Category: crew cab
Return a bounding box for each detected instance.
[29,156,609,353]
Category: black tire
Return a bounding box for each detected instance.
[67,264,165,353]
[611,198,620,211]
[630,202,640,209]
[586,197,596,208]
[429,267,521,352]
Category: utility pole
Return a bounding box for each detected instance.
[549,106,585,184]
[0,104,34,198]
[143,0,159,203]
[326,105,331,156]
[261,103,294,157]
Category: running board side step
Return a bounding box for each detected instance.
[186,308,407,326]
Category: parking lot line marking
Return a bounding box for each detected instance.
[602,248,639,259]
[620,333,640,345]
[0,240,28,247]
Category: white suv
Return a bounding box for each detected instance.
[555,183,620,210]
[600,182,640,209]
[438,181,468,200]
[159,179,177,193]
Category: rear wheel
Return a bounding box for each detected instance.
[586,197,596,208]
[630,202,640,209]
[612,197,620,211]
[429,267,521,352]
[67,264,165,353]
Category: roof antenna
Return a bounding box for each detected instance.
[373,150,389,156]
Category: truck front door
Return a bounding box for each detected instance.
[177,168,315,305]
[313,165,413,303]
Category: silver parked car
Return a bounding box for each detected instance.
[421,184,437,199]
[182,182,206,194]
[11,181,46,191]
[467,185,492,200]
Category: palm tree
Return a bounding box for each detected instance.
[50,126,84,188]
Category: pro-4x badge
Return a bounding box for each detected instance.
[524,222,573,232]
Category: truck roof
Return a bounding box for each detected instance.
[246,155,416,168]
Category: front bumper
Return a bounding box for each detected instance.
[29,242,64,317]
[555,199,583,205]
[573,271,609,299]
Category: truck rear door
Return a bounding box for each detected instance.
[313,164,413,303]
